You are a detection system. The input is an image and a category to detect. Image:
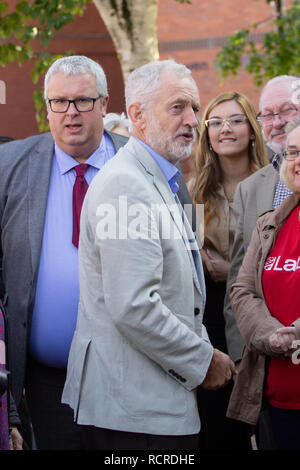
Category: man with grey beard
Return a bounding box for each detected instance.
[224,75,300,369]
[62,59,236,450]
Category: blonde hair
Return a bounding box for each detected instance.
[280,118,300,192]
[190,91,269,234]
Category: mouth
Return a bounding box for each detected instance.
[177,131,194,143]
[65,123,82,132]
[219,138,236,143]
[271,132,285,140]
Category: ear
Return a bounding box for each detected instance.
[127,103,145,129]
[101,95,109,117]
[46,102,51,121]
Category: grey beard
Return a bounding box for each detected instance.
[267,139,285,155]
[146,130,195,163]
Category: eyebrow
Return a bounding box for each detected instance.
[169,97,200,109]
[262,102,294,112]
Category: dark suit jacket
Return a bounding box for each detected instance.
[0,131,194,407]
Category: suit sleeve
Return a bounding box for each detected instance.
[230,222,284,357]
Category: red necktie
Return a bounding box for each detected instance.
[72,163,89,248]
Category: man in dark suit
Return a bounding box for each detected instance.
[0,55,128,450]
[0,55,195,450]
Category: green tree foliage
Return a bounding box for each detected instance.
[0,0,92,130]
[216,0,300,86]
[0,0,190,131]
[0,0,92,68]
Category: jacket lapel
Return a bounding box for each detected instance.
[256,164,277,216]
[128,138,203,294]
[28,133,54,281]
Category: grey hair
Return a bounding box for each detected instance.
[259,75,299,111]
[280,117,300,191]
[125,59,192,112]
[103,112,130,132]
[44,55,108,100]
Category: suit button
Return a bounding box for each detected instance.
[194,308,200,315]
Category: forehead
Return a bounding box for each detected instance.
[47,72,97,96]
[156,73,200,106]
[208,99,243,117]
[261,81,293,112]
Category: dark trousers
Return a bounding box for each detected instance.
[80,425,199,450]
[269,405,300,450]
[197,276,252,450]
[25,358,84,450]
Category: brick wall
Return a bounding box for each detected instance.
[158,0,294,113]
[0,0,294,139]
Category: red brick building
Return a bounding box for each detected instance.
[0,0,294,139]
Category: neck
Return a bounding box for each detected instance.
[219,152,251,186]
[218,153,251,202]
[72,155,90,163]
[67,144,100,163]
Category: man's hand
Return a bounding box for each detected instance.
[201,348,238,391]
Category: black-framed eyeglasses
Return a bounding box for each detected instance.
[257,107,298,126]
[204,115,248,129]
[48,96,101,113]
[282,149,300,161]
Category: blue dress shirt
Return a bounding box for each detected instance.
[29,133,116,368]
[135,138,181,194]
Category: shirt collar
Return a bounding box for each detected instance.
[134,137,181,194]
[55,134,108,174]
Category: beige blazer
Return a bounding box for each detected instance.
[224,164,277,362]
[62,137,213,435]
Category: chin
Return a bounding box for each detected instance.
[268,140,285,155]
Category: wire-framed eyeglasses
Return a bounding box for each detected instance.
[282,149,300,161]
[204,115,248,129]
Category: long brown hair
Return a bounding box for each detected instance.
[190,91,269,233]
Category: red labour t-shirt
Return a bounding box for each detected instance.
[262,204,300,409]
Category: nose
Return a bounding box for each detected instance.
[183,106,199,128]
[220,119,232,131]
[273,113,284,127]
[66,101,79,115]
